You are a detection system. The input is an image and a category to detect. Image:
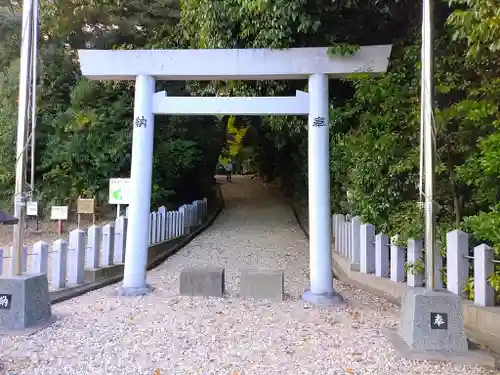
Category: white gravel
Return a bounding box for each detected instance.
[0,176,497,375]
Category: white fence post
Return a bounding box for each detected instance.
[114,216,128,263]
[474,244,494,307]
[156,212,163,242]
[179,206,189,234]
[52,239,68,289]
[345,215,352,258]
[150,212,157,244]
[337,215,345,254]
[360,223,375,274]
[350,216,361,271]
[101,223,115,267]
[390,242,405,282]
[158,206,167,241]
[166,211,173,239]
[332,214,337,252]
[446,230,469,297]
[68,229,85,285]
[33,241,49,274]
[375,232,390,278]
[407,239,424,287]
[87,225,101,269]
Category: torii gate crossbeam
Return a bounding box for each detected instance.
[77,45,392,306]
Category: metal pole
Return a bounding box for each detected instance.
[11,0,34,276]
[418,7,426,207]
[29,0,39,196]
[422,0,436,290]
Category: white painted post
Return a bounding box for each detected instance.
[166,211,173,239]
[360,224,375,274]
[332,214,337,252]
[68,229,85,285]
[346,219,351,259]
[375,233,390,278]
[350,216,361,270]
[306,72,334,298]
[156,212,163,241]
[473,244,494,307]
[114,216,128,264]
[188,204,195,228]
[33,241,49,274]
[446,230,469,297]
[86,225,101,269]
[179,206,189,234]
[337,215,345,254]
[125,206,129,218]
[52,239,68,289]
[390,242,405,282]
[407,239,424,287]
[101,223,115,267]
[121,74,155,294]
[178,211,185,236]
[150,212,157,244]
[0,248,3,276]
[342,216,348,256]
[158,206,167,240]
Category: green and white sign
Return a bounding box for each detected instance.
[109,178,131,205]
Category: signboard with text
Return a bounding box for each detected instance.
[26,201,38,216]
[51,206,68,220]
[77,198,95,214]
[109,178,131,205]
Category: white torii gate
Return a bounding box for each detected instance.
[77,46,391,305]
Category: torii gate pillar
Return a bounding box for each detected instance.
[117,74,156,295]
[303,73,342,304]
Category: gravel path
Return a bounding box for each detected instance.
[0,176,497,375]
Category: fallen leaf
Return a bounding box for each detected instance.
[154,368,160,375]
[346,368,354,374]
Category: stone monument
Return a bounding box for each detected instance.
[383,287,495,368]
[0,209,55,335]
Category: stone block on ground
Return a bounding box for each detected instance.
[0,274,55,335]
[383,288,495,368]
[240,268,284,301]
[179,265,225,297]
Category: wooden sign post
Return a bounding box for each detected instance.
[77,197,95,228]
[51,206,68,236]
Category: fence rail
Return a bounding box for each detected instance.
[333,213,496,307]
[0,198,209,291]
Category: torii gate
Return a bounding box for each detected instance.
[77,46,391,305]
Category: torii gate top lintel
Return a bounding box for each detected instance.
[78,45,392,81]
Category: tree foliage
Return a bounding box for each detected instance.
[0,0,225,215]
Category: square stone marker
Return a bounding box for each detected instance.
[0,273,56,336]
[383,288,495,369]
[240,268,284,301]
[179,265,225,297]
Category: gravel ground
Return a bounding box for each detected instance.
[0,175,497,375]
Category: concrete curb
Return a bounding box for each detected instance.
[49,189,224,305]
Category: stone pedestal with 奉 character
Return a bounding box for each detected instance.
[383,288,495,369]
